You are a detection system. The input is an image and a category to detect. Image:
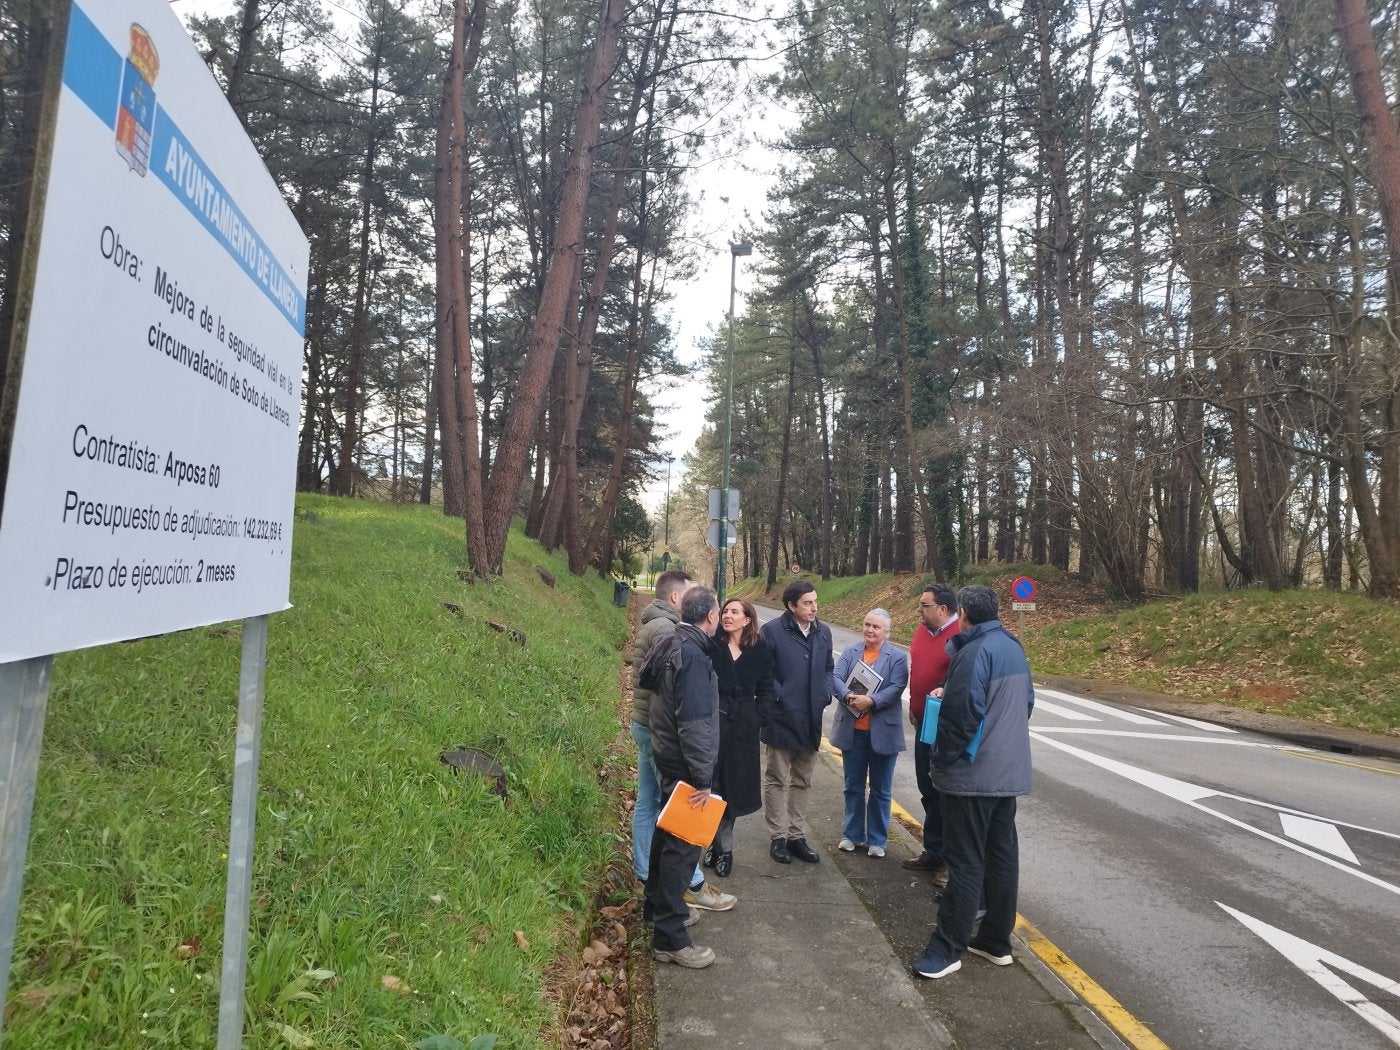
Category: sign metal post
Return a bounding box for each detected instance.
[0,656,54,1045]
[216,615,269,1049]
[1010,576,1038,637]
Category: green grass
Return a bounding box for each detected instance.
[735,563,1400,736]
[9,495,630,1048]
[1028,589,1400,735]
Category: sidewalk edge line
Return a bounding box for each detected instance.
[1015,915,1170,1050]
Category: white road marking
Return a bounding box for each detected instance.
[1280,814,1360,864]
[1032,732,1400,897]
[1032,733,1216,801]
[1218,902,1400,1045]
[1035,688,1170,725]
[1032,728,1281,747]
[1131,707,1237,733]
[1211,791,1400,842]
[1030,698,1101,721]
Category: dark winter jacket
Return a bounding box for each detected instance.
[631,599,680,724]
[709,638,775,816]
[759,611,835,751]
[930,619,1034,797]
[641,622,720,790]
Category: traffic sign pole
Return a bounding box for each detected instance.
[1010,577,1038,637]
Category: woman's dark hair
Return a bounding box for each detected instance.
[722,598,761,649]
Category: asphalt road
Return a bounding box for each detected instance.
[753,603,1400,1049]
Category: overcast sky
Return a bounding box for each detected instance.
[171,0,783,513]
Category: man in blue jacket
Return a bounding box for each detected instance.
[913,584,1034,979]
[640,586,723,969]
[759,580,835,864]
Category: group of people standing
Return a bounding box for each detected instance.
[631,569,1034,979]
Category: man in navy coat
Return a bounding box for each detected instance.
[759,580,834,864]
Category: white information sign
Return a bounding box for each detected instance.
[0,1,310,662]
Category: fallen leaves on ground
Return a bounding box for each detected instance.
[560,897,638,1050]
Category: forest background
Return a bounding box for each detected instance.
[4,0,1400,602]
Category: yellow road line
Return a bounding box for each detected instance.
[823,735,1169,1048]
[890,798,920,832]
[1016,916,1170,1050]
[1281,748,1400,777]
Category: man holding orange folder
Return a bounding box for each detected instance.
[639,585,724,969]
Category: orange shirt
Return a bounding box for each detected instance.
[854,646,879,730]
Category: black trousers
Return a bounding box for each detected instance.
[927,793,1018,959]
[645,820,701,951]
[914,739,944,859]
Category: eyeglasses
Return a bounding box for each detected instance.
[918,602,935,608]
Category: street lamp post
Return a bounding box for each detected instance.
[664,455,673,549]
[717,240,752,604]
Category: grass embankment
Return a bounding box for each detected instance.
[731,567,1400,736]
[10,495,631,1048]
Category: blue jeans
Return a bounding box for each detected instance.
[840,730,897,849]
[630,720,704,887]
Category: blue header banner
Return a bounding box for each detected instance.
[63,4,307,334]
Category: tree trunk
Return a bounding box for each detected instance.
[584,233,656,571]
[543,6,662,571]
[1332,0,1400,597]
[225,0,262,121]
[881,174,943,577]
[334,20,385,498]
[767,357,797,590]
[433,0,488,561]
[479,0,627,576]
[419,354,437,504]
[800,295,835,579]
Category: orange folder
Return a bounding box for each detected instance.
[656,781,727,847]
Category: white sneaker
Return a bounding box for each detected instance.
[838,838,857,852]
[967,941,1013,966]
[868,845,885,858]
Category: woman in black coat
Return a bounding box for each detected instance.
[705,598,775,877]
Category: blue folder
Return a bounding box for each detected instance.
[918,695,985,761]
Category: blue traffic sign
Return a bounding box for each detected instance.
[1012,576,1037,601]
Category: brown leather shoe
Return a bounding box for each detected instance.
[901,852,942,871]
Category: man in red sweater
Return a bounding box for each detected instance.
[903,583,960,886]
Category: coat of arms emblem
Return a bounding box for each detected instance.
[115,23,159,175]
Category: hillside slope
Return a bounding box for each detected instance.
[733,568,1400,736]
[11,495,630,1049]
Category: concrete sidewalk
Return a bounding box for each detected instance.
[652,748,1120,1050]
